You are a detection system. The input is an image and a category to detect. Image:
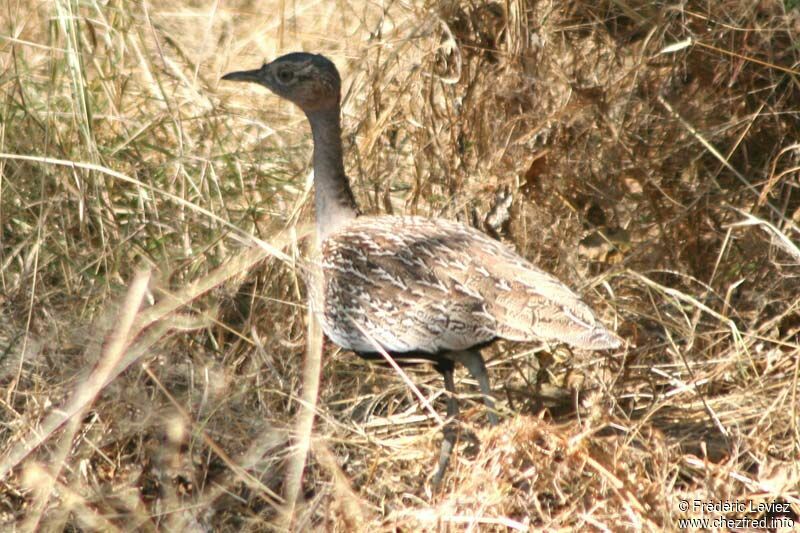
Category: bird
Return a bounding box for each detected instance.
[222,52,622,485]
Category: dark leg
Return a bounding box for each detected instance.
[454,349,499,426]
[432,360,458,487]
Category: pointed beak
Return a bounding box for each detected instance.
[221,67,264,84]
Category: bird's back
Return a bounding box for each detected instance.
[313,216,620,355]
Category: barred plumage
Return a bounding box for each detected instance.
[223,52,621,486]
[315,216,620,355]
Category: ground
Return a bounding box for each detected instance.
[1,0,799,530]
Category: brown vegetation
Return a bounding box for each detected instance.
[1,0,799,530]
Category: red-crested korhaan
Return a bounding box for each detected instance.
[222,53,622,485]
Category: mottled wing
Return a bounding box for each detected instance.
[318,218,496,353]
[440,224,622,349]
[317,216,619,354]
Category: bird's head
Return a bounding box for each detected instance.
[222,52,341,113]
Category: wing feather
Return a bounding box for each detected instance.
[317,216,620,354]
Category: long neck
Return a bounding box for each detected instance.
[306,107,359,240]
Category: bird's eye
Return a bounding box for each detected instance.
[276,69,294,84]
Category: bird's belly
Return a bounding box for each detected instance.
[317,307,491,354]
[317,312,415,353]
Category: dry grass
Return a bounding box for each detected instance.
[2,0,800,530]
